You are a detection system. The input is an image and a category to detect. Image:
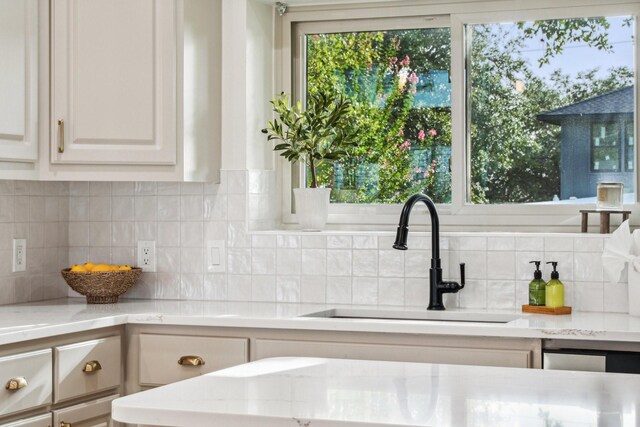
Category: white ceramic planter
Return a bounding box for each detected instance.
[293,188,331,231]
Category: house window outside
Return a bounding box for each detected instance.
[626,120,635,172]
[591,122,620,172]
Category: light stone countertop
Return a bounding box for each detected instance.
[1,298,640,346]
[112,356,640,426]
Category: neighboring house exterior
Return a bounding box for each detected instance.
[537,86,634,200]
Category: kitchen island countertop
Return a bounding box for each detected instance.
[112,356,640,426]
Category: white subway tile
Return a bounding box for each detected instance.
[404,250,428,278]
[252,249,276,275]
[327,235,352,249]
[459,236,487,251]
[276,248,301,275]
[574,281,604,312]
[227,275,252,301]
[157,247,181,273]
[545,237,573,252]
[575,236,604,253]
[353,235,378,249]
[157,196,180,221]
[204,274,227,300]
[404,278,428,308]
[276,276,300,302]
[327,249,352,276]
[277,234,300,248]
[251,275,276,302]
[252,235,276,248]
[301,276,326,303]
[486,251,515,280]
[352,277,377,305]
[458,280,487,309]
[326,276,351,304]
[378,250,404,277]
[301,235,326,248]
[378,278,404,306]
[180,195,203,221]
[181,274,204,300]
[157,222,180,247]
[112,196,134,221]
[573,253,604,282]
[301,249,326,276]
[458,251,487,280]
[487,236,515,251]
[353,250,378,277]
[487,280,516,310]
[227,248,251,274]
[516,237,544,251]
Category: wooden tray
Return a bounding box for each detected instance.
[522,305,572,315]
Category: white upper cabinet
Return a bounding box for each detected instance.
[0,0,38,163]
[51,0,177,166]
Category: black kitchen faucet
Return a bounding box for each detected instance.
[393,193,465,310]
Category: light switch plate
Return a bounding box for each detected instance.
[12,238,26,272]
[207,240,226,273]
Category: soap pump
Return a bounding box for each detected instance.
[528,261,546,306]
[545,261,564,308]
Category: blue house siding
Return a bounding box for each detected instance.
[559,116,633,199]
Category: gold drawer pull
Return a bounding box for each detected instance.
[57,119,65,153]
[60,422,71,427]
[82,360,102,373]
[5,376,27,391]
[178,355,205,366]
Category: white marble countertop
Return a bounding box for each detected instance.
[1,298,640,346]
[112,356,640,426]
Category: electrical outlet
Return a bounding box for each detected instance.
[137,241,156,272]
[12,239,26,272]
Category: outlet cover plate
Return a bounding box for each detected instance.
[207,240,226,273]
[12,238,26,272]
[137,240,156,272]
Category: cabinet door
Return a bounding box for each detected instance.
[52,394,118,427]
[51,0,177,165]
[0,0,38,162]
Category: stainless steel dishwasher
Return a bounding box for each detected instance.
[543,348,640,374]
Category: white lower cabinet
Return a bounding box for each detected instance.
[139,334,248,386]
[52,394,118,427]
[0,349,52,416]
[0,414,52,427]
[0,329,123,427]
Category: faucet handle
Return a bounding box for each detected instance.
[459,263,465,287]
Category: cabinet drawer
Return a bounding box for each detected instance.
[255,339,533,368]
[52,394,118,427]
[0,349,52,416]
[54,336,121,403]
[139,334,248,386]
[0,414,52,427]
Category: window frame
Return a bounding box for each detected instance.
[626,120,635,172]
[276,1,640,231]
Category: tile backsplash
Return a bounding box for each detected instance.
[0,172,626,313]
[0,181,69,304]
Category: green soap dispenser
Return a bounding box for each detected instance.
[545,261,564,308]
[528,261,546,306]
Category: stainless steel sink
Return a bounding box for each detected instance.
[301,308,518,324]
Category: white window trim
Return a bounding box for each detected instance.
[276,0,640,232]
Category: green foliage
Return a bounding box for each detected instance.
[307,28,452,203]
[262,92,359,188]
[518,18,611,66]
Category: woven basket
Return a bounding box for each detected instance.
[61,268,142,304]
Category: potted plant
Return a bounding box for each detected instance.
[262,92,358,230]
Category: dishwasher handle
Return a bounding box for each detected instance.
[543,352,606,373]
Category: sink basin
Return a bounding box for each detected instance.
[301,308,518,324]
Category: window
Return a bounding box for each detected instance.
[591,123,620,172]
[282,3,639,229]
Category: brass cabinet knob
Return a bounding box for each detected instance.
[5,376,27,391]
[60,422,71,427]
[177,355,205,366]
[82,360,102,373]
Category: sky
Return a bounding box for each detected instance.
[516,16,635,81]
